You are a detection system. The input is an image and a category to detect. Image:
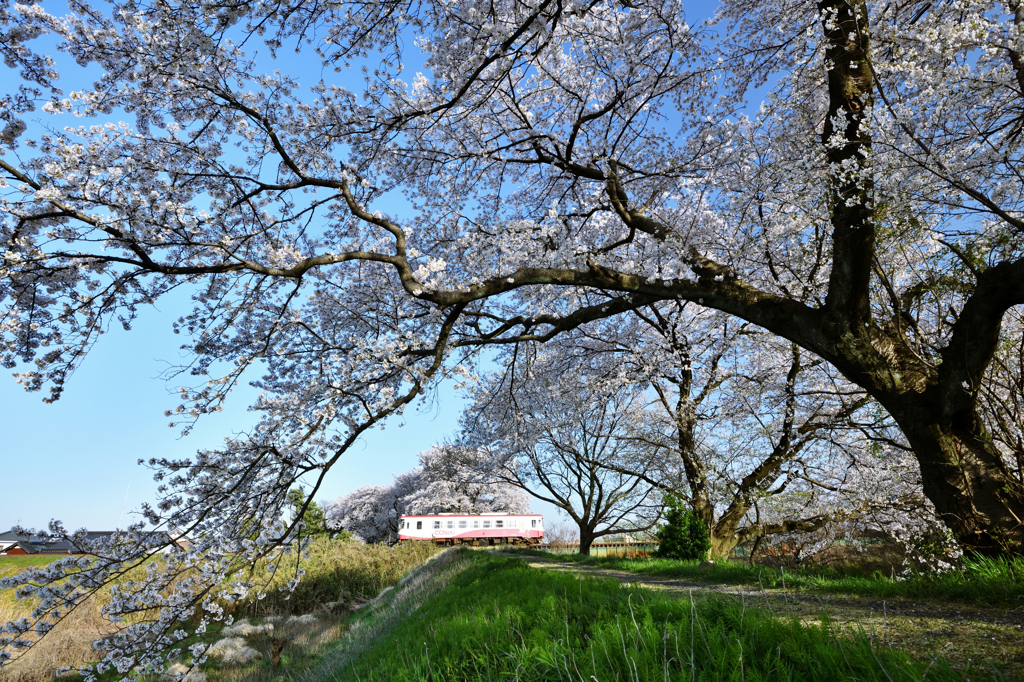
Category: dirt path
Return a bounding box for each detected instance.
[497,552,1024,678]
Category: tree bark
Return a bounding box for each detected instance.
[578,526,596,556]
[884,395,1024,554]
[710,532,741,561]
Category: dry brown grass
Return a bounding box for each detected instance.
[0,541,444,682]
[0,591,116,682]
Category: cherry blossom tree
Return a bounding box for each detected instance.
[5,0,1024,675]
[324,470,422,544]
[400,445,532,516]
[457,369,672,555]
[979,308,1024,485]
[463,305,932,560]
[610,307,886,560]
[324,447,531,543]
[1,0,1018,554]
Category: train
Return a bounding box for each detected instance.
[398,513,544,546]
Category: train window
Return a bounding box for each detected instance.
[483,520,491,528]
[458,520,467,529]
[433,521,441,529]
[447,520,454,529]
[496,520,503,528]
[473,520,479,528]
[416,521,422,530]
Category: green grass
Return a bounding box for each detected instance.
[332,552,996,682]
[0,555,62,575]
[515,550,1024,606]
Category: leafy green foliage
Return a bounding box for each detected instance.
[287,487,337,539]
[654,494,711,561]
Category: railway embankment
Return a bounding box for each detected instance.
[496,551,1024,679]
[304,551,1017,682]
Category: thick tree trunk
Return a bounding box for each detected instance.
[578,526,596,556]
[887,398,1024,554]
[709,532,740,561]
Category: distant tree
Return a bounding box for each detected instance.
[655,495,711,562]
[542,519,581,546]
[325,470,422,544]
[459,366,670,555]
[286,487,332,539]
[402,446,532,516]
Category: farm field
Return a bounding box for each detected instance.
[0,557,61,575]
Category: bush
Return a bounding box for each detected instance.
[654,495,710,561]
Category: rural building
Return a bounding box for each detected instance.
[0,529,191,555]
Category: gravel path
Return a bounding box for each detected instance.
[495,552,1024,677]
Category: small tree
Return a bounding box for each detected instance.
[655,495,711,561]
[287,488,332,540]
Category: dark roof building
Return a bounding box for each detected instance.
[0,529,189,555]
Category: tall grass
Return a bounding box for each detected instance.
[236,538,441,617]
[333,553,995,682]
[0,540,443,681]
[518,550,1024,605]
[0,591,115,682]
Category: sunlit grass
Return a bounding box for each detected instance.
[513,550,1024,605]
[0,540,443,682]
[330,552,994,682]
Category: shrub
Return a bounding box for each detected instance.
[654,495,710,561]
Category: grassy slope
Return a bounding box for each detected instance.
[330,552,1003,682]
[0,540,444,682]
[3,547,1018,681]
[513,551,1024,606]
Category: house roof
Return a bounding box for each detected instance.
[0,529,119,542]
[0,529,181,554]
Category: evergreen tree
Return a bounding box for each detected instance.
[655,495,711,561]
[287,488,333,539]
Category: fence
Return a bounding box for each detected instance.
[536,541,659,558]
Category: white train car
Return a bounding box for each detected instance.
[398,513,544,546]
